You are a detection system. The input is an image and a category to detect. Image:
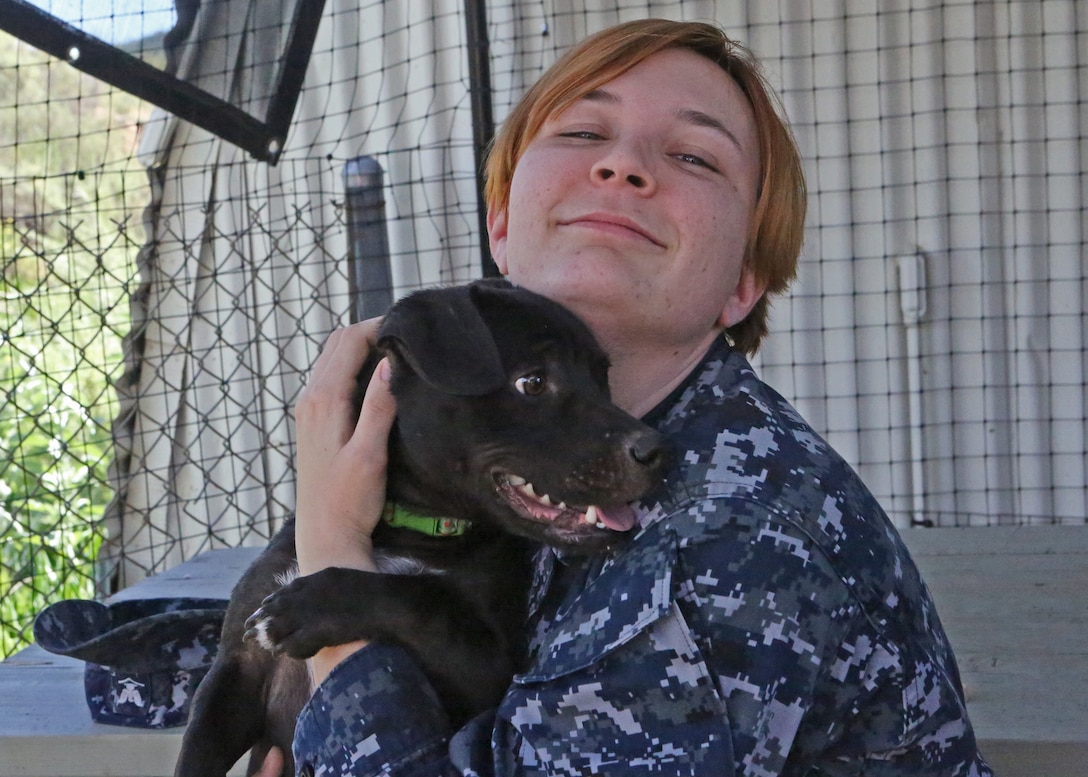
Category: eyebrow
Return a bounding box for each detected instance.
[675,108,744,151]
[580,88,744,150]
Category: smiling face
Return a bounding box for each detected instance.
[488,48,765,358]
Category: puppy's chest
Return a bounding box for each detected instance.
[273,552,437,587]
[374,551,439,576]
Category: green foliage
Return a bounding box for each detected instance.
[1,30,150,657]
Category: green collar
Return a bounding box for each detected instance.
[381,502,471,537]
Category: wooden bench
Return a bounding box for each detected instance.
[1,527,1085,777]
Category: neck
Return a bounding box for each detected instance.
[603,329,722,418]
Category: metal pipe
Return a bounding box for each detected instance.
[343,156,393,322]
[463,0,499,277]
[898,252,930,527]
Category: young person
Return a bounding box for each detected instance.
[280,19,993,776]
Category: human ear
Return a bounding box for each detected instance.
[486,207,510,275]
[717,267,766,328]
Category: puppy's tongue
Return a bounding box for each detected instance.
[594,504,637,532]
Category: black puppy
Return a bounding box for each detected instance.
[174,280,671,777]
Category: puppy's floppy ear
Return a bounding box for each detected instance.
[377,283,507,395]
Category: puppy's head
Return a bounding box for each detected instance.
[368,279,672,553]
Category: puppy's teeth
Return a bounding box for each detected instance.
[522,482,537,497]
[585,505,600,526]
[507,474,526,487]
[558,501,568,510]
[540,494,552,506]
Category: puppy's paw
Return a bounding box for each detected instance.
[242,568,370,659]
[240,562,302,653]
[242,588,315,657]
[241,607,278,653]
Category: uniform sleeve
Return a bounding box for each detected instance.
[672,504,993,776]
[292,642,460,777]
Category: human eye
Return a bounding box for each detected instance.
[673,150,720,173]
[557,128,605,141]
[548,103,610,141]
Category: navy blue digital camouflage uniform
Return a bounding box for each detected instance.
[293,338,994,776]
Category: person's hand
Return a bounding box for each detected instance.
[293,318,394,573]
[292,318,397,683]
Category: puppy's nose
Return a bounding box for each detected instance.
[627,430,673,472]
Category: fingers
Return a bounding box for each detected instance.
[296,318,383,449]
[304,317,382,391]
[337,358,396,542]
[293,355,395,578]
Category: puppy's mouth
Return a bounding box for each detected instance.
[494,474,637,533]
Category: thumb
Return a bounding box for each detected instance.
[351,357,397,454]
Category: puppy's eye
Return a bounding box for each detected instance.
[514,373,546,396]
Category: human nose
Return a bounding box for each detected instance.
[590,141,657,194]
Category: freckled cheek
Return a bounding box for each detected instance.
[700,209,749,266]
[675,212,723,269]
[677,218,744,289]
[514,179,560,224]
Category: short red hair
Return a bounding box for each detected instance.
[485,19,806,354]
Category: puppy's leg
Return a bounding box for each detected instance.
[177,522,303,777]
[245,654,310,777]
[176,650,269,777]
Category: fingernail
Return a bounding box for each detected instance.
[378,358,391,382]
